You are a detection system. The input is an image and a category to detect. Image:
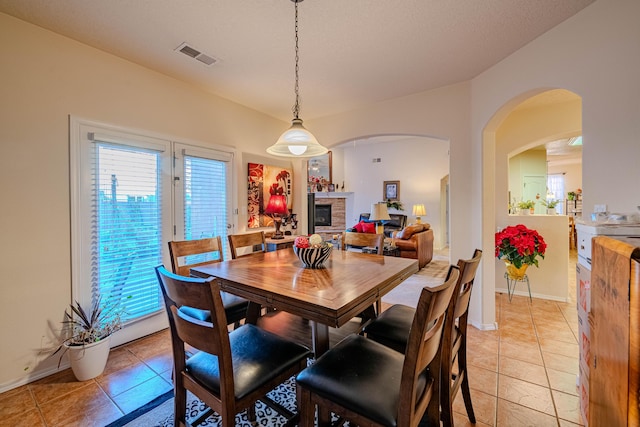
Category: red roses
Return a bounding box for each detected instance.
[495,224,547,269]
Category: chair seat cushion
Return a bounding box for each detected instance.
[186,324,311,399]
[363,304,414,353]
[178,291,248,322]
[296,334,404,427]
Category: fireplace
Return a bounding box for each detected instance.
[315,204,332,226]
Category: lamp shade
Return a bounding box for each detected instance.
[267,119,328,158]
[370,202,390,221]
[265,194,289,216]
[412,204,426,216]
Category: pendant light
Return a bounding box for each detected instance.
[267,0,328,158]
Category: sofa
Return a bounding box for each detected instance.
[358,213,407,238]
[391,223,434,269]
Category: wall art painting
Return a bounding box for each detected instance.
[247,162,292,228]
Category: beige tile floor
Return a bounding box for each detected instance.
[0,250,582,427]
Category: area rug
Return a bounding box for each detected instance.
[106,376,298,427]
[382,253,450,307]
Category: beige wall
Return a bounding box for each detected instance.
[0,13,288,390]
[476,0,640,329]
[2,0,639,390]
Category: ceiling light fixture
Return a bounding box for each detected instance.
[266,0,328,158]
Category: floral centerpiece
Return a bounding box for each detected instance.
[293,234,333,268]
[495,224,547,280]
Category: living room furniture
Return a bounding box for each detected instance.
[296,265,459,427]
[358,212,407,237]
[364,250,482,427]
[190,249,419,357]
[264,235,297,251]
[589,236,640,426]
[167,237,249,327]
[155,266,311,427]
[391,223,434,269]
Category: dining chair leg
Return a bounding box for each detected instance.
[297,387,315,427]
[459,339,476,423]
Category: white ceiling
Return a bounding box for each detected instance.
[0,0,594,122]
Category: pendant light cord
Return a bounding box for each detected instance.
[292,0,301,120]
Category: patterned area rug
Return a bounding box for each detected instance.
[106,376,299,427]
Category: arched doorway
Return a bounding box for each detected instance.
[482,89,582,325]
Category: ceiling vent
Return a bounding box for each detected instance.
[174,42,218,66]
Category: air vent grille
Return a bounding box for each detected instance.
[175,42,218,66]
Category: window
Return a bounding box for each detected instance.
[547,174,565,214]
[71,118,233,346]
[173,144,234,260]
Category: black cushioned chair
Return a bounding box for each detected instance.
[363,249,483,426]
[168,237,249,328]
[155,266,311,427]
[296,265,460,427]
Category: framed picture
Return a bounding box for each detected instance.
[384,180,400,201]
[328,183,335,192]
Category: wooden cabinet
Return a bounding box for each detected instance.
[589,236,640,426]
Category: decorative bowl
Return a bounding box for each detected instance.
[293,245,333,269]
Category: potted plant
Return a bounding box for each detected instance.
[540,199,560,215]
[567,191,576,201]
[386,199,404,211]
[495,224,547,280]
[51,297,124,381]
[516,200,536,215]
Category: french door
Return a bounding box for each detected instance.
[71,118,233,346]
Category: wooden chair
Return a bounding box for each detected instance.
[168,238,249,328]
[155,266,311,427]
[363,249,483,426]
[228,231,267,259]
[569,216,577,250]
[342,231,385,317]
[296,265,460,427]
[341,231,384,254]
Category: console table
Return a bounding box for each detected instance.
[264,235,297,252]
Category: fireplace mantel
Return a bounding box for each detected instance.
[311,192,354,239]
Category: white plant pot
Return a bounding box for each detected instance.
[547,208,557,215]
[520,209,529,215]
[66,336,111,381]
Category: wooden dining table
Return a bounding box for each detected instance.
[190,248,419,356]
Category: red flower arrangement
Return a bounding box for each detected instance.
[495,224,547,269]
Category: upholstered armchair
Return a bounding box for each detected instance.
[392,223,434,269]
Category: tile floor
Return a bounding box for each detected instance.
[0,250,582,427]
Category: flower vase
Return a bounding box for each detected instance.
[505,261,529,280]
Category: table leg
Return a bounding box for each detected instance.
[245,302,261,324]
[310,321,330,357]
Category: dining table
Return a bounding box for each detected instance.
[190,247,419,356]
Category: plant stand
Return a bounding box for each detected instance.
[505,272,532,303]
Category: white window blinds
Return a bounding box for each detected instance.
[180,149,231,260]
[91,141,164,322]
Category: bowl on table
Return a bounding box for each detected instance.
[293,245,333,269]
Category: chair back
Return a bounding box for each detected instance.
[341,231,384,255]
[228,231,266,259]
[439,248,482,427]
[154,266,234,384]
[452,249,482,320]
[168,237,224,277]
[397,265,460,426]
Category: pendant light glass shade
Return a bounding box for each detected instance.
[267,118,328,157]
[266,0,328,158]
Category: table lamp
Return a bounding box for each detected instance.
[370,202,390,235]
[265,194,289,239]
[412,204,426,224]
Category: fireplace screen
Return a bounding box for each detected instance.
[315,204,332,226]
